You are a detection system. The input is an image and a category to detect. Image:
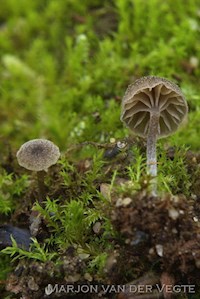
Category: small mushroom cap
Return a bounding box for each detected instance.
[121,76,188,138]
[16,139,60,171]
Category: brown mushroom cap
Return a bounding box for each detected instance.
[16,139,60,172]
[121,76,188,138]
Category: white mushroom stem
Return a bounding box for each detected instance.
[147,111,160,196]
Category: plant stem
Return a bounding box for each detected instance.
[147,112,160,196]
[37,170,46,202]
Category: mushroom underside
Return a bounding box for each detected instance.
[122,84,187,137]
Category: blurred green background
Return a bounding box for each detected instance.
[0,0,200,152]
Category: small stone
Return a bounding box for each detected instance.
[93,222,101,234]
[117,141,126,149]
[193,216,198,222]
[149,248,155,255]
[192,157,197,163]
[122,197,132,206]
[191,193,197,200]
[168,208,179,220]
[116,197,132,207]
[84,272,93,281]
[116,198,123,207]
[78,253,90,260]
[171,196,180,203]
[100,183,110,200]
[155,244,164,257]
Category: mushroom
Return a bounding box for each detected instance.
[17,139,60,201]
[121,76,188,195]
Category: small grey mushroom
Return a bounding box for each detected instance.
[121,76,188,195]
[17,139,60,172]
[17,139,60,201]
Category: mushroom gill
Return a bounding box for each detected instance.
[121,76,188,138]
